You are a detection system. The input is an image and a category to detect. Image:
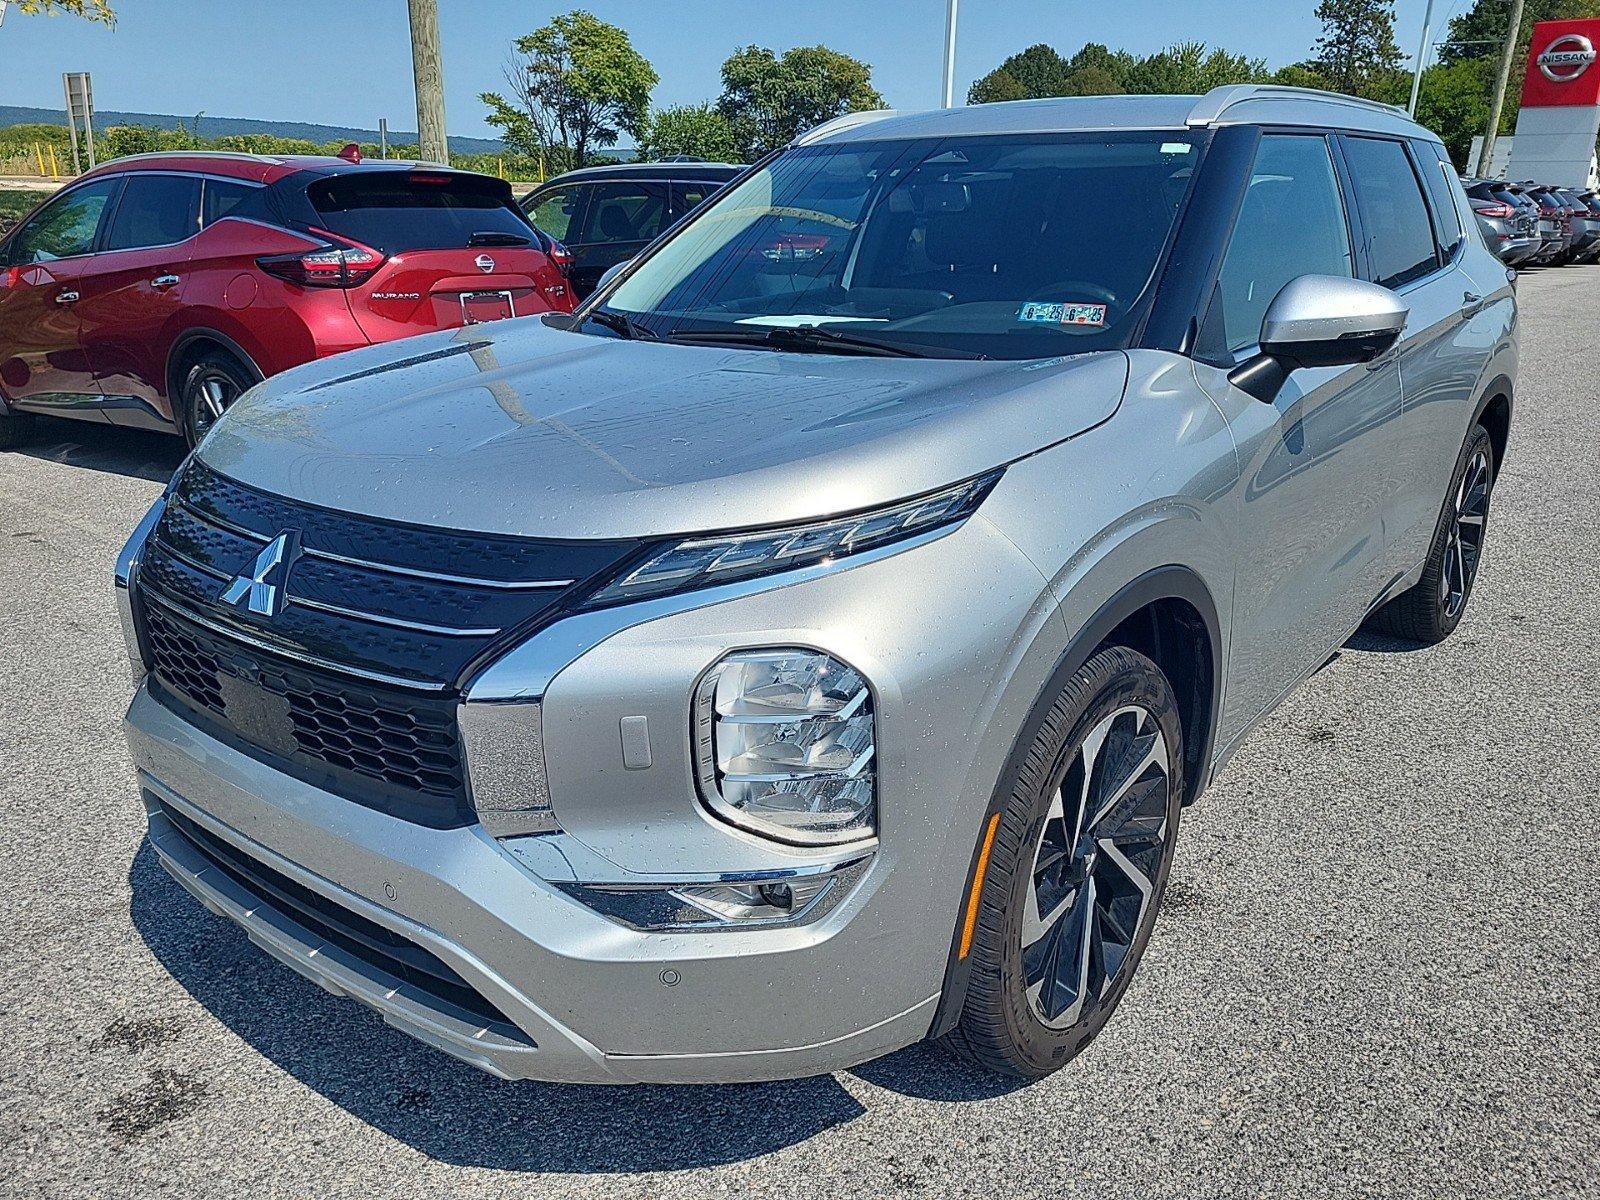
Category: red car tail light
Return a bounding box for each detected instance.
[1473,202,1516,219]
[257,229,386,288]
[547,238,573,276]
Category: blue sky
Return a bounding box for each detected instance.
[2,0,1453,138]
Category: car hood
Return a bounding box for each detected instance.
[198,321,1131,540]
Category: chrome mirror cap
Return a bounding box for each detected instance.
[1259,274,1409,356]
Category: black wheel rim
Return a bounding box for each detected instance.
[1442,448,1491,619]
[1023,704,1171,1030]
[188,368,241,441]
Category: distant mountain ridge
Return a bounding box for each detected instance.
[0,104,507,154]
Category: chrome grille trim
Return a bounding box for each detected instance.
[141,588,450,693]
[291,594,500,639]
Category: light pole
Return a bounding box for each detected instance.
[941,0,960,108]
[1407,0,1438,116]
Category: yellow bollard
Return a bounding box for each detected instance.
[35,143,46,175]
[48,143,60,177]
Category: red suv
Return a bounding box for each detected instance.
[0,151,575,448]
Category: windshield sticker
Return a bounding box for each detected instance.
[1018,301,1108,327]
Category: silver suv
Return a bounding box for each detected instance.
[118,87,1515,1084]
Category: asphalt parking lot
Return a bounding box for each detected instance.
[1,266,1596,1200]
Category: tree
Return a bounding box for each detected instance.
[1311,0,1405,98]
[1440,0,1600,66]
[12,0,114,22]
[968,69,1030,104]
[967,43,1135,103]
[717,45,884,160]
[1413,56,1501,165]
[1123,42,1270,94]
[1270,63,1332,89]
[480,10,657,169]
[637,104,736,162]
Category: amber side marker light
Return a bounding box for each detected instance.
[958,813,1002,959]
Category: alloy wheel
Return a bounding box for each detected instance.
[1022,704,1172,1030]
[187,368,242,442]
[1441,448,1491,619]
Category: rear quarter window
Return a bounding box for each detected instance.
[306,172,533,254]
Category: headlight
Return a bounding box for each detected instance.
[693,649,876,845]
[585,471,999,608]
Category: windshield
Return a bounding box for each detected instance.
[598,131,1203,360]
[306,172,533,255]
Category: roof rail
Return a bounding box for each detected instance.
[1187,84,1404,127]
[91,149,286,166]
[793,109,898,146]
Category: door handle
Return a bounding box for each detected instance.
[1462,290,1485,315]
[152,274,180,289]
[54,290,79,305]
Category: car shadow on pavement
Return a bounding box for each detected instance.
[129,843,885,1170]
[19,417,186,484]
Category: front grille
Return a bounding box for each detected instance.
[153,795,531,1042]
[144,600,467,822]
[135,459,640,825]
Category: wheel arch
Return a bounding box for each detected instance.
[1473,375,1513,471]
[927,564,1222,1041]
[165,327,266,408]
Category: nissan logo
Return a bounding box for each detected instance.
[1537,33,1597,82]
[475,253,495,273]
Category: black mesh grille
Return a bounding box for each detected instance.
[134,458,641,826]
[144,599,468,824]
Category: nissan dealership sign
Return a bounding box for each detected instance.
[1537,33,1598,84]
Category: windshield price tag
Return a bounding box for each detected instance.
[1018,301,1108,327]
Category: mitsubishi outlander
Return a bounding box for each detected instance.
[118,87,1515,1083]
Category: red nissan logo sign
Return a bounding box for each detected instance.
[1537,33,1597,83]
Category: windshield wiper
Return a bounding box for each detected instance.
[667,324,958,359]
[468,231,531,247]
[586,308,661,341]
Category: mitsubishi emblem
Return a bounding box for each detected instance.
[220,532,300,618]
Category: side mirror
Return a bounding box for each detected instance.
[1228,275,1409,403]
[595,259,633,293]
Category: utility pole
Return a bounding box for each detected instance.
[941,0,959,108]
[1477,0,1525,177]
[1407,0,1438,116]
[407,0,449,164]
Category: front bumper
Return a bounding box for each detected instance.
[121,495,1068,1082]
[128,686,936,1083]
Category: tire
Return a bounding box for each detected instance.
[1364,423,1495,645]
[0,410,34,450]
[939,646,1185,1079]
[179,348,257,448]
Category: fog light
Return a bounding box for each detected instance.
[556,857,870,931]
[693,649,876,845]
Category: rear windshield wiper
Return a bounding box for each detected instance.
[469,231,531,247]
[667,324,962,359]
[586,308,661,341]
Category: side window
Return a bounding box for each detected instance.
[1340,137,1439,289]
[525,186,581,242]
[673,181,718,217]
[1207,134,1354,356]
[1415,142,1464,256]
[202,178,255,227]
[102,174,202,251]
[6,179,120,264]
[572,182,668,246]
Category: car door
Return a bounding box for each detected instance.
[1363,139,1501,578]
[0,178,121,416]
[74,170,202,428]
[1190,131,1407,748]
[563,180,669,298]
